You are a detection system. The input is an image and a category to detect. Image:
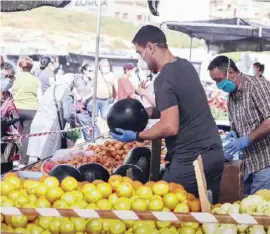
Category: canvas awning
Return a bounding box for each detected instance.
[161,18,270,52]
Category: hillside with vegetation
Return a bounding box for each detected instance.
[1,7,204,54]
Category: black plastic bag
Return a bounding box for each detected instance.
[77,163,110,182]
[107,99,148,133]
[113,164,147,183]
[49,164,85,182]
[123,147,151,183]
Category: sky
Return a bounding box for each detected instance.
[158,0,211,22]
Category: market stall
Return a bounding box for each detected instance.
[2,3,270,234]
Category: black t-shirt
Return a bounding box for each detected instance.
[154,57,222,163]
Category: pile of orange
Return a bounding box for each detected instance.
[0,173,201,234]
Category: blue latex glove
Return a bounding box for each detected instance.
[226,130,237,140]
[110,128,137,142]
[224,136,250,160]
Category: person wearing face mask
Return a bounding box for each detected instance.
[110,25,224,204]
[208,56,270,196]
[253,62,265,79]
[96,59,117,119]
[1,60,16,101]
[96,59,117,137]
[1,60,20,169]
[36,56,59,94]
[74,64,94,105]
[73,63,101,141]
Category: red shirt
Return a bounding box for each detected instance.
[117,78,134,101]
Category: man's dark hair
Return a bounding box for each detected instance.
[1,61,16,80]
[208,56,239,73]
[123,63,134,74]
[132,25,167,49]
[253,62,265,73]
[81,64,91,73]
[40,56,51,70]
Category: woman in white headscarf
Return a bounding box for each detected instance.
[27,73,76,162]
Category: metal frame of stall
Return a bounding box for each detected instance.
[160,18,270,60]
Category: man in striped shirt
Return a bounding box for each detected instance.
[208,56,270,196]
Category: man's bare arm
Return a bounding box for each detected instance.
[249,118,270,143]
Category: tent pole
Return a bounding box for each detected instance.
[259,26,263,52]
[91,0,102,143]
[189,36,193,61]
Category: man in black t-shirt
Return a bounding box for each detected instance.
[110,25,224,203]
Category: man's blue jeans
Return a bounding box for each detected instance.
[96,98,110,119]
[244,165,270,196]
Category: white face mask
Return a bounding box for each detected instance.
[253,68,257,76]
[138,57,149,71]
[102,67,110,74]
[137,48,149,71]
[0,78,13,91]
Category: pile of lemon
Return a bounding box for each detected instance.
[1,173,201,234]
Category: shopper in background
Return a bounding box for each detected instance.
[1,59,16,106]
[1,59,18,131]
[208,56,270,196]
[12,56,42,165]
[253,62,265,79]
[111,25,224,204]
[136,72,156,108]
[97,59,117,119]
[1,60,20,166]
[97,59,117,137]
[73,63,101,141]
[37,56,59,94]
[1,58,16,98]
[27,74,76,161]
[73,64,94,109]
[117,64,135,100]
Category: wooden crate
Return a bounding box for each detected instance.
[220,160,244,203]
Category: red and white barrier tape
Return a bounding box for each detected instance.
[1,125,92,141]
[1,208,269,225]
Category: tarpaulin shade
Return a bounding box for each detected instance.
[163,18,270,43]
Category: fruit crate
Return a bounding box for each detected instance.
[18,140,167,176]
[1,156,270,234]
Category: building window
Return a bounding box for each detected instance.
[122,13,128,19]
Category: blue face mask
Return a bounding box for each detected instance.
[217,79,236,93]
[216,57,236,93]
[0,78,13,91]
